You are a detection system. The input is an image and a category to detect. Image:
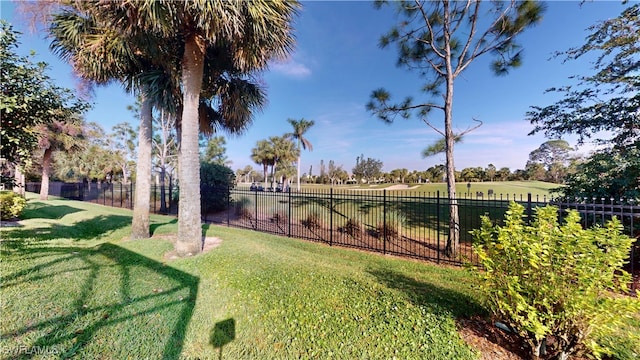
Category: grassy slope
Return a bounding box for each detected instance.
[1,195,483,359]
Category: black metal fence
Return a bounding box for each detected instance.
[25,182,639,289]
[223,188,638,263]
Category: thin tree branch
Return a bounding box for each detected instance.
[455,0,480,74]
[449,0,473,36]
[422,118,446,136]
[415,0,446,60]
[459,117,483,136]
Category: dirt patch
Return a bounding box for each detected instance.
[458,317,527,359]
[349,184,422,191]
[458,316,596,360]
[385,184,421,190]
[162,235,223,261]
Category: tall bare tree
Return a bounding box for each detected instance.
[367,0,544,256]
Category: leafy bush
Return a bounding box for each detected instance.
[377,210,406,240]
[200,162,235,214]
[0,191,27,220]
[302,212,323,230]
[344,217,364,238]
[471,202,640,359]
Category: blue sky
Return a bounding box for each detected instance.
[1,1,626,174]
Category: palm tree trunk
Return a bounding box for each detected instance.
[296,138,302,191]
[262,163,268,188]
[176,34,206,256]
[40,148,52,200]
[271,163,277,188]
[131,90,153,239]
[296,154,301,191]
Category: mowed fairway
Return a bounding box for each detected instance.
[291,181,559,200]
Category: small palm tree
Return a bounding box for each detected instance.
[251,140,275,189]
[269,135,299,189]
[285,118,315,191]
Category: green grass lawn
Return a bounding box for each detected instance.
[1,195,485,359]
[270,180,559,199]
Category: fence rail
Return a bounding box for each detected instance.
[23,182,639,289]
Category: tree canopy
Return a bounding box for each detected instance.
[352,155,383,183]
[527,4,639,199]
[0,20,89,170]
[528,4,638,149]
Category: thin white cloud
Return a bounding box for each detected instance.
[271,59,312,78]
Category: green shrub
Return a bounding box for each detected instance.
[471,202,640,360]
[0,191,27,220]
[377,210,406,240]
[200,162,235,214]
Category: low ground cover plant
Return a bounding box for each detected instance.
[472,202,640,359]
[302,211,323,229]
[377,210,406,240]
[343,216,364,238]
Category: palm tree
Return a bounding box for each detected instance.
[251,140,275,189]
[84,1,299,255]
[45,2,276,244]
[42,1,298,254]
[285,118,314,191]
[269,135,299,190]
[36,117,85,200]
[47,6,167,239]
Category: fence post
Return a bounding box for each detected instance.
[330,188,333,247]
[111,183,114,207]
[130,184,133,209]
[437,190,440,264]
[254,188,258,230]
[383,189,387,255]
[120,183,123,208]
[527,193,532,225]
[288,188,292,237]
[227,185,231,227]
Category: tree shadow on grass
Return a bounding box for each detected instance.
[0,241,199,359]
[21,203,85,220]
[150,217,178,236]
[367,267,485,319]
[2,215,132,242]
